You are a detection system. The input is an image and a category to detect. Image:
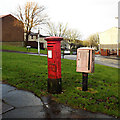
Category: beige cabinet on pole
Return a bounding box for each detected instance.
[76,48,95,73]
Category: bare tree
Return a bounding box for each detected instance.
[64,28,81,50]
[47,22,81,39]
[83,40,89,47]
[47,22,82,49]
[65,28,81,41]
[47,22,68,37]
[14,2,48,46]
[87,33,99,48]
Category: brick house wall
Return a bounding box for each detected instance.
[0,14,24,46]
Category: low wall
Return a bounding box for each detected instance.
[101,49,110,56]
[2,42,24,47]
[27,41,38,48]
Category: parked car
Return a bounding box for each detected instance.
[64,50,70,55]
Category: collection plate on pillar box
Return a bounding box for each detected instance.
[48,50,52,58]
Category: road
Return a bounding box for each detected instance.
[63,55,119,69]
[30,54,119,68]
[2,50,119,68]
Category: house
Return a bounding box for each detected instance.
[61,39,83,50]
[24,32,48,49]
[61,40,70,50]
[99,27,120,56]
[0,14,24,46]
[24,32,83,50]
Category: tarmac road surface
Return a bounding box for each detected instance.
[63,55,119,68]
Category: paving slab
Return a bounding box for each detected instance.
[1,84,115,119]
[0,99,14,115]
[41,96,114,118]
[1,84,16,99]
[2,103,113,119]
[0,99,2,114]
[2,106,45,118]
[0,115,2,119]
[0,84,1,99]
[0,84,16,99]
[2,102,14,114]
[3,89,43,108]
[42,104,113,118]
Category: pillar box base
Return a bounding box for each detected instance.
[47,78,62,94]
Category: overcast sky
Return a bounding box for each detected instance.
[0,0,119,40]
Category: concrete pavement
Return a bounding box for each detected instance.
[1,83,115,118]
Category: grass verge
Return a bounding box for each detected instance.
[2,52,119,117]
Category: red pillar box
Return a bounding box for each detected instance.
[45,37,63,94]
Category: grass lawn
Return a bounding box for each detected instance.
[2,51,119,118]
[2,45,47,54]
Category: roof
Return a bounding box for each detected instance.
[30,32,38,36]
[0,14,23,25]
[0,14,11,18]
[30,32,49,38]
[99,27,118,35]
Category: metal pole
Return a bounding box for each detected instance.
[115,17,119,56]
[82,72,88,91]
[117,40,119,56]
[38,29,40,55]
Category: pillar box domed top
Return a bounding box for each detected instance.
[45,36,63,41]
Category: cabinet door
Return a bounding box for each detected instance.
[76,50,89,72]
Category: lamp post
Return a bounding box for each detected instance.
[38,29,40,55]
[115,17,119,56]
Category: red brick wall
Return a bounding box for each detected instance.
[2,15,24,42]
